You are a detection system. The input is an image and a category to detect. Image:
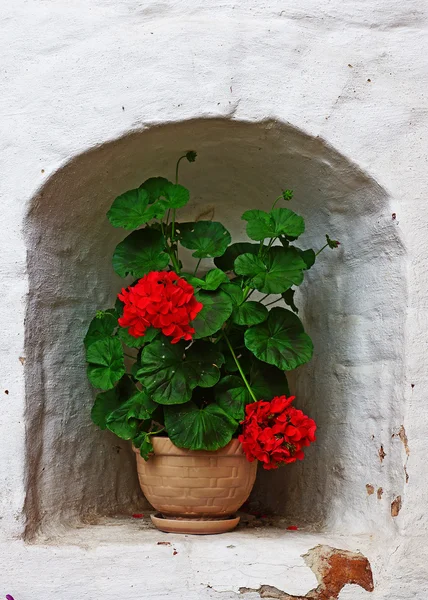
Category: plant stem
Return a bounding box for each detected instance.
[169,250,180,273]
[149,427,165,436]
[171,209,176,242]
[193,258,202,276]
[175,154,187,184]
[315,243,328,257]
[223,332,257,402]
[271,195,283,210]
[267,237,277,251]
[264,297,281,307]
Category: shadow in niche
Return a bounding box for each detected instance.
[23,118,405,539]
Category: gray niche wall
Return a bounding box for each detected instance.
[24,118,406,538]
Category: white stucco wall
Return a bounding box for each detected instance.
[1,1,427,598]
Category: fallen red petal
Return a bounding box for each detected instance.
[132,513,144,519]
[287,525,298,530]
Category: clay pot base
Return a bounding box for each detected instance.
[151,513,240,535]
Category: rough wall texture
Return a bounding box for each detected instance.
[0,0,427,598]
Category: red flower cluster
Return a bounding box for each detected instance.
[118,271,203,344]
[238,396,316,470]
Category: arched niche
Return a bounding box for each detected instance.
[24,118,406,538]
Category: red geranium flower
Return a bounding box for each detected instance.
[238,396,316,470]
[118,271,203,344]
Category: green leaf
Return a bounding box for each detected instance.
[107,188,151,229]
[234,253,265,278]
[214,242,260,271]
[91,375,136,429]
[136,339,225,405]
[281,289,298,314]
[164,183,190,208]
[232,301,268,326]
[108,180,190,230]
[182,269,229,291]
[249,358,290,398]
[202,268,229,290]
[112,228,170,278]
[139,177,170,202]
[84,311,117,348]
[164,402,238,451]
[235,246,307,294]
[215,375,251,421]
[192,290,233,338]
[245,307,313,371]
[297,248,316,270]
[178,221,231,258]
[106,390,155,440]
[132,430,154,460]
[220,282,244,306]
[242,207,305,241]
[91,389,122,430]
[140,177,190,209]
[117,326,159,348]
[215,362,289,418]
[86,337,125,390]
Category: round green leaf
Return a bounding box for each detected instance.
[242,208,305,241]
[112,228,170,278]
[107,188,151,229]
[249,358,290,399]
[182,268,229,291]
[192,290,233,338]
[91,388,122,430]
[86,337,125,390]
[220,282,244,306]
[235,246,306,294]
[106,390,155,440]
[297,248,316,270]
[178,221,231,258]
[140,178,189,209]
[232,301,268,326]
[164,402,238,451]
[84,310,117,348]
[164,183,190,208]
[202,268,229,290]
[139,177,170,202]
[245,307,313,371]
[215,375,252,421]
[234,253,265,278]
[136,339,225,405]
[214,242,260,271]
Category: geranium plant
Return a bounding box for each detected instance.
[85,152,339,468]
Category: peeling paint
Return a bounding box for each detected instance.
[391,496,402,517]
[404,465,409,483]
[366,484,375,495]
[239,545,373,599]
[377,487,383,499]
[378,445,386,462]
[393,425,410,456]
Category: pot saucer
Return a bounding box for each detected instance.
[151,513,240,535]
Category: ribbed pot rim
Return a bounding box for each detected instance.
[133,436,244,457]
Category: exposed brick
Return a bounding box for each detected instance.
[240,544,374,599]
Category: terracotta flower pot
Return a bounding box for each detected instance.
[133,437,257,534]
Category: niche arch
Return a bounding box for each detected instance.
[24,118,406,537]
